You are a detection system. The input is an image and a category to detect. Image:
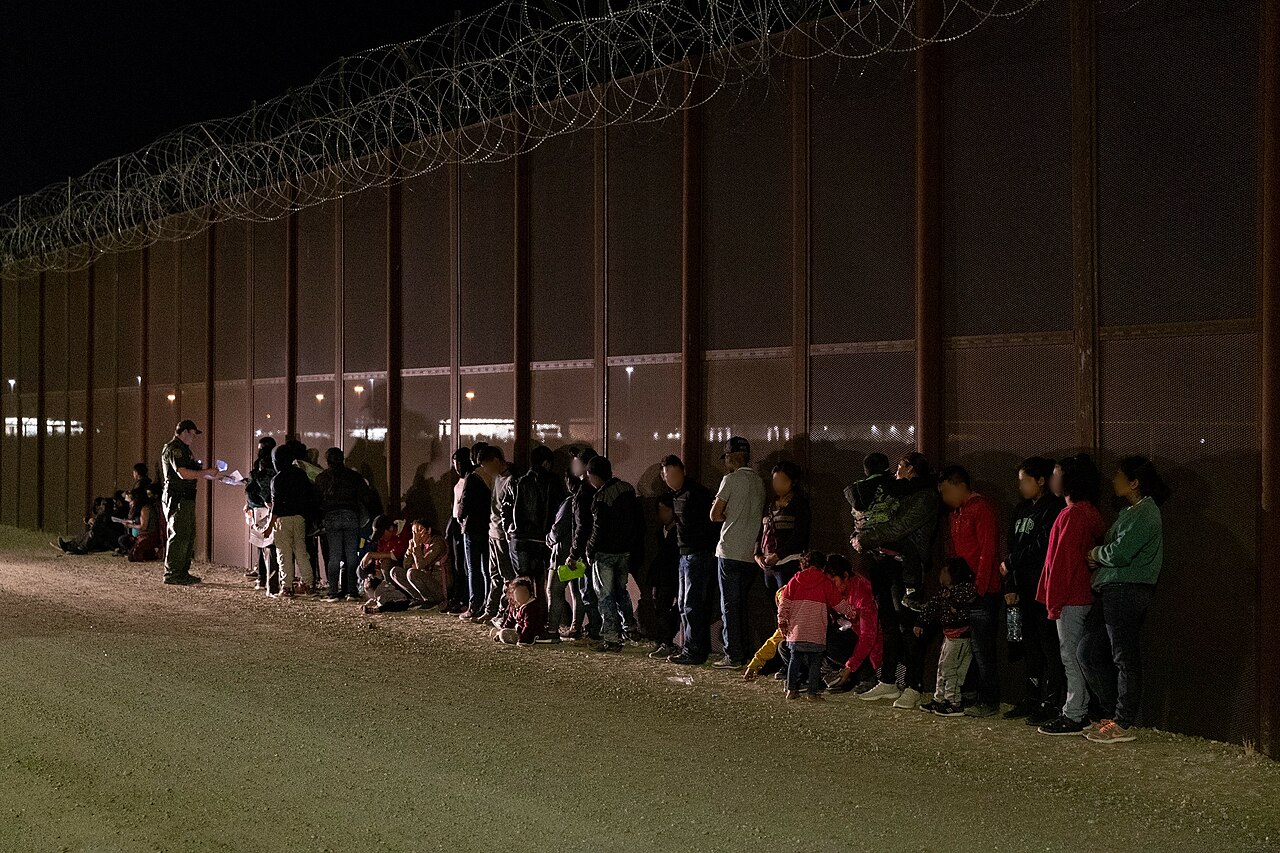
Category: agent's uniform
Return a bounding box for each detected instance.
[160,434,200,581]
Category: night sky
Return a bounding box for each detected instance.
[0,1,503,207]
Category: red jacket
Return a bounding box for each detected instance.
[948,493,1000,596]
[841,572,883,673]
[1036,499,1106,619]
[777,568,856,647]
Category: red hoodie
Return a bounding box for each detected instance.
[777,568,856,647]
[948,493,1000,596]
[1036,499,1106,619]
[841,572,883,673]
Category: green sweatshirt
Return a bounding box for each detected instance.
[1089,497,1163,587]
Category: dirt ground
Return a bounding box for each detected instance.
[1,526,1278,853]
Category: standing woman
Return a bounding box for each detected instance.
[245,442,278,594]
[1080,456,1169,745]
[756,461,811,592]
[1035,454,1107,736]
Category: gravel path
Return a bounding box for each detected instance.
[2,526,1277,852]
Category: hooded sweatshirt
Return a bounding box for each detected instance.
[586,478,642,560]
[776,568,856,647]
[1004,493,1067,594]
[948,493,1001,597]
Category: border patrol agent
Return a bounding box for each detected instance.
[160,419,220,585]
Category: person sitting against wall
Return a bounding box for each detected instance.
[117,485,163,562]
[388,519,450,610]
[55,497,118,555]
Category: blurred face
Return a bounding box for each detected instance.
[661,464,685,492]
[895,459,913,480]
[412,522,428,541]
[832,574,849,594]
[939,565,953,588]
[1050,465,1065,498]
[1113,469,1138,499]
[1017,469,1045,501]
[938,479,966,509]
[657,503,675,526]
[512,585,532,606]
[771,470,793,498]
[570,457,587,478]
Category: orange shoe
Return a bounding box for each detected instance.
[1086,720,1137,744]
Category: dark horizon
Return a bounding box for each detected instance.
[0,0,502,207]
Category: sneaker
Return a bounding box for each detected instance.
[773,670,788,681]
[892,687,922,710]
[935,701,966,717]
[591,640,623,653]
[1082,718,1110,736]
[345,594,362,603]
[668,651,705,666]
[648,643,674,659]
[244,570,257,579]
[919,699,945,714]
[471,613,492,625]
[490,616,505,629]
[293,582,312,596]
[964,703,998,718]
[458,610,476,622]
[253,582,266,591]
[534,634,562,645]
[324,595,344,603]
[803,693,826,703]
[1038,716,1088,736]
[784,690,800,700]
[858,682,902,702]
[1086,720,1137,744]
[711,656,744,670]
[1003,700,1039,720]
[1026,704,1060,726]
[163,574,202,586]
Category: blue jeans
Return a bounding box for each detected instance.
[784,641,825,696]
[592,552,631,643]
[1078,583,1154,729]
[677,552,713,661]
[324,509,361,597]
[718,557,756,663]
[511,540,550,589]
[967,594,1002,706]
[462,533,490,614]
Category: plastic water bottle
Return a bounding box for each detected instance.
[1006,604,1024,643]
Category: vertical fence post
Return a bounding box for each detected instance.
[35,273,47,529]
[1257,0,1280,761]
[681,67,705,476]
[914,0,944,464]
[387,181,404,515]
[514,120,532,465]
[790,29,812,472]
[1071,0,1101,453]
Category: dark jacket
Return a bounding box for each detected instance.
[503,467,566,544]
[569,480,597,561]
[546,493,575,556]
[649,522,680,588]
[757,493,811,560]
[458,471,492,538]
[245,463,274,509]
[857,476,941,577]
[271,463,319,521]
[501,597,548,645]
[1004,494,1067,593]
[314,464,377,516]
[920,582,978,636]
[586,478,643,561]
[669,479,716,556]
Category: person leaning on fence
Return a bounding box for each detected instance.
[159,419,221,585]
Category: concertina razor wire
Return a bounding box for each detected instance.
[0,0,1045,279]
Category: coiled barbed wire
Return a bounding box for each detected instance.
[0,0,1046,279]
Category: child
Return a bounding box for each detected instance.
[360,564,412,614]
[823,553,883,693]
[647,494,681,659]
[744,551,827,682]
[776,551,858,701]
[391,519,449,610]
[356,516,410,596]
[915,558,979,717]
[492,577,546,646]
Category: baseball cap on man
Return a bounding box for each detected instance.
[175,419,203,435]
[720,436,750,459]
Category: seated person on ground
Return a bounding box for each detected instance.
[360,563,412,614]
[492,577,545,646]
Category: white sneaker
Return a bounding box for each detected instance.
[858,682,902,702]
[892,687,922,709]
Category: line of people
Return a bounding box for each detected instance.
[162,419,1166,747]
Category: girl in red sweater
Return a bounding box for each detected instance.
[1035,454,1107,736]
[776,552,857,701]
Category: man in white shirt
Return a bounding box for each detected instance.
[710,436,766,668]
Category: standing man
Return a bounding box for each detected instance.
[478,446,518,623]
[159,419,220,585]
[710,436,766,669]
[584,455,643,653]
[659,455,717,666]
[503,444,565,597]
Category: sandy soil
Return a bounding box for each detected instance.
[1,525,1278,853]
